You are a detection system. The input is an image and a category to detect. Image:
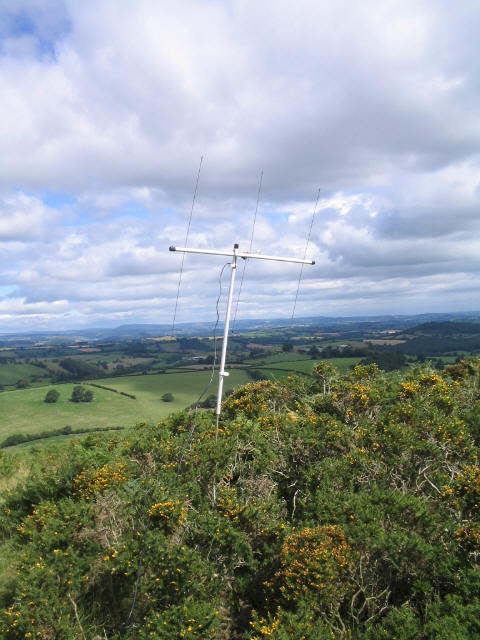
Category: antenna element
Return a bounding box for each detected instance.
[169,243,314,415]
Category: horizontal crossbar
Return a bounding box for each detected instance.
[169,245,315,265]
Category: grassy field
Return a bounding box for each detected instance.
[0,363,49,386]
[0,369,251,441]
[0,383,137,439]
[254,356,361,376]
[0,358,359,444]
[97,369,251,419]
[244,353,311,365]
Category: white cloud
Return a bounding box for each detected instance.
[0,0,479,331]
[0,192,59,241]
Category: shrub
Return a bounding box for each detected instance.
[44,389,60,403]
[199,394,217,408]
[2,358,480,639]
[247,368,265,381]
[268,525,352,609]
[71,386,93,403]
[162,392,174,402]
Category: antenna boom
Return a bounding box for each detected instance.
[169,245,314,265]
[169,243,315,415]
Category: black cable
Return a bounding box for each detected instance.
[175,262,229,472]
[120,261,229,634]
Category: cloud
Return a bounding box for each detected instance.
[0,1,477,196]
[0,0,479,331]
[0,192,60,241]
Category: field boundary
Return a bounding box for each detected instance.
[0,425,123,449]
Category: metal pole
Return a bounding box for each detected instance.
[169,243,315,416]
[216,244,238,415]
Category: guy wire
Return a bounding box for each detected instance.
[171,155,204,337]
[290,187,320,326]
[231,169,263,334]
[121,259,228,635]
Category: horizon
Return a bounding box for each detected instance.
[2,308,480,338]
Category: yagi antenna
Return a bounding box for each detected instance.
[169,243,315,416]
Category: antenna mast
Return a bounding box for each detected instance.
[169,244,315,415]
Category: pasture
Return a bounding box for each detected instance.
[0,369,251,441]
[0,383,135,439]
[0,363,49,387]
[0,358,352,447]
[256,356,361,376]
[97,368,251,421]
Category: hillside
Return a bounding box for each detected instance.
[396,321,480,357]
[1,360,480,638]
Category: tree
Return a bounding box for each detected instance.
[200,394,217,408]
[282,342,294,353]
[248,369,265,381]
[313,361,338,394]
[162,393,174,402]
[44,389,60,404]
[15,379,29,389]
[70,386,93,403]
[71,386,84,402]
[59,357,99,380]
[309,345,320,358]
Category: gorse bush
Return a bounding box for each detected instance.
[1,359,480,638]
[267,525,352,608]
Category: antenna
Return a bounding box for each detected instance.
[232,169,263,334]
[169,243,315,415]
[171,156,204,336]
[291,187,321,326]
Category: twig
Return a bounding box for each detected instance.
[291,488,299,519]
[68,593,86,640]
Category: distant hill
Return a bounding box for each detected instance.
[404,321,480,336]
[2,311,480,347]
[396,320,480,356]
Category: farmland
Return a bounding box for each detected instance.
[0,369,251,443]
[2,314,480,448]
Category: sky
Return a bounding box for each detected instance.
[0,0,479,333]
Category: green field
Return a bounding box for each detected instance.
[97,369,251,420]
[0,358,356,445]
[255,356,361,376]
[0,383,136,438]
[0,369,251,441]
[244,353,311,365]
[0,363,49,386]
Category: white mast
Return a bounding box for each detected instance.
[169,244,315,415]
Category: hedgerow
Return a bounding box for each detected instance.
[0,359,479,638]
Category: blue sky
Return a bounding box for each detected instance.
[0,0,480,332]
